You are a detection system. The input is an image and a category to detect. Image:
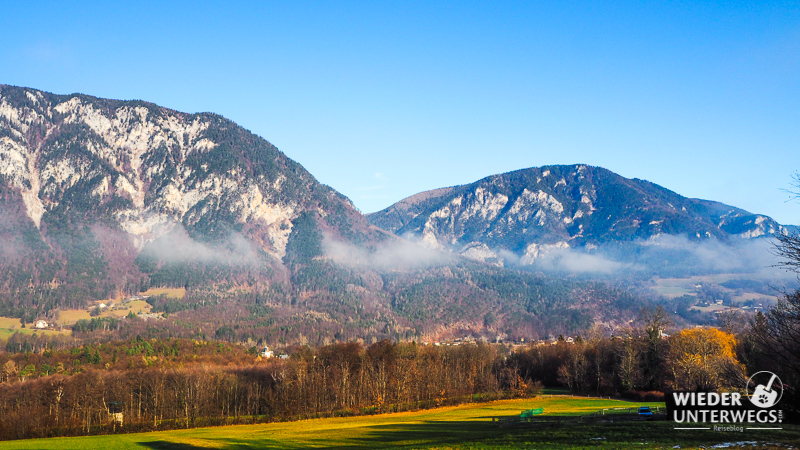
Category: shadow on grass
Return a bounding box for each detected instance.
[144,420,800,449]
[140,441,207,450]
[344,420,800,449]
[204,421,499,450]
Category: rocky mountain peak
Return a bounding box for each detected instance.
[0,85,364,259]
[368,164,786,266]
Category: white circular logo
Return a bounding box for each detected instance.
[746,371,783,408]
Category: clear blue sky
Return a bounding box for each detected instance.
[2,1,798,224]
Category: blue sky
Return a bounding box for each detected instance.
[2,1,798,224]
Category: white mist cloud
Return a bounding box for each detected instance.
[638,234,788,276]
[508,234,792,279]
[533,249,632,274]
[322,234,453,270]
[140,225,262,266]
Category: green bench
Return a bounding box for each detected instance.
[520,407,543,418]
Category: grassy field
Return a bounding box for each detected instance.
[0,317,71,341]
[56,309,92,325]
[0,297,158,343]
[143,287,186,299]
[104,300,152,318]
[2,397,797,449]
[57,299,154,326]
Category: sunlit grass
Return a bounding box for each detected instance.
[2,396,797,449]
[143,287,186,299]
[0,316,71,340]
[104,300,152,317]
[56,299,154,327]
[0,397,663,449]
[57,309,92,325]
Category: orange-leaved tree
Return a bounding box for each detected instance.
[667,327,746,391]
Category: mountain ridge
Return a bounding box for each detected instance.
[367,164,786,268]
[0,84,380,313]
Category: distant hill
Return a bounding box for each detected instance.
[368,164,787,272]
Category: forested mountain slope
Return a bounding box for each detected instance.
[0,86,644,344]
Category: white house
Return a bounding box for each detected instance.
[34,320,48,329]
[260,347,274,358]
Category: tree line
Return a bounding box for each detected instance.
[0,340,524,440]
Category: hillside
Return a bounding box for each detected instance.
[0,85,379,312]
[0,86,646,344]
[368,164,787,272]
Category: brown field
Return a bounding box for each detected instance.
[143,287,186,298]
[57,309,92,325]
[690,304,760,315]
[690,304,730,312]
[735,292,772,302]
[58,299,154,325]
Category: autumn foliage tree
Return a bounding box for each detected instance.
[667,327,745,391]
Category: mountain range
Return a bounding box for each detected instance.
[0,85,790,344]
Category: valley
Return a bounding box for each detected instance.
[0,84,797,447]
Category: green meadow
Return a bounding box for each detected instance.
[2,396,797,449]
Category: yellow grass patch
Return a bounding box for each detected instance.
[59,299,155,324]
[143,287,186,299]
[57,309,92,325]
[0,316,21,329]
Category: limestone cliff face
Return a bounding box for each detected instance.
[0,85,378,311]
[368,165,785,265]
[0,85,361,259]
